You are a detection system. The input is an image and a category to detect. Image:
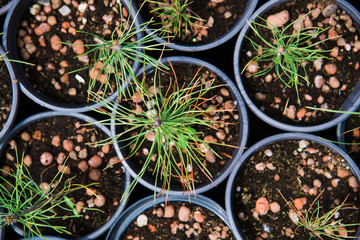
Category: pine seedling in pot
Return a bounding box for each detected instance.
[242,13,333,104]
[64,1,168,101]
[0,151,95,239]
[145,0,206,39]
[90,62,237,200]
[278,189,360,239]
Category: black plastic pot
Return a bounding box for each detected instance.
[225,132,360,239]
[111,56,249,195]
[0,0,12,16]
[140,0,258,52]
[0,111,131,240]
[233,0,360,132]
[2,0,142,112]
[106,194,238,239]
[0,45,19,142]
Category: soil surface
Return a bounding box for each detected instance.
[116,63,241,190]
[240,0,360,126]
[138,0,248,44]
[0,61,13,133]
[17,0,134,104]
[121,201,234,239]
[1,116,125,237]
[232,139,360,239]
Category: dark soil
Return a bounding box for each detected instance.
[116,63,241,189]
[121,201,235,239]
[0,61,12,132]
[138,0,248,44]
[17,0,134,104]
[1,116,125,237]
[232,139,360,239]
[239,0,360,126]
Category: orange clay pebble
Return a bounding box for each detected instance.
[324,64,337,75]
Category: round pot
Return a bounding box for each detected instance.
[2,0,142,112]
[233,0,360,132]
[0,45,19,142]
[0,0,12,16]
[106,194,238,239]
[225,132,360,239]
[140,0,258,52]
[0,111,131,240]
[111,56,249,195]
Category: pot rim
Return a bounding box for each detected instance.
[0,111,131,240]
[225,132,360,239]
[110,55,249,195]
[106,194,233,240]
[2,0,142,112]
[140,0,258,52]
[233,0,360,132]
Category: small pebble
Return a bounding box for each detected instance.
[178,206,191,222]
[40,152,53,166]
[88,155,102,168]
[52,135,61,147]
[269,202,280,213]
[329,76,340,88]
[164,205,175,218]
[21,131,31,141]
[136,214,148,227]
[89,169,101,181]
[63,139,74,152]
[94,194,106,207]
[23,155,32,167]
[50,35,62,51]
[78,160,89,172]
[266,10,289,27]
[324,64,337,75]
[348,176,359,189]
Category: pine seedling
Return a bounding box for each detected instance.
[146,0,206,38]
[0,151,95,239]
[89,62,237,201]
[242,14,333,104]
[278,189,360,239]
[64,1,168,101]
